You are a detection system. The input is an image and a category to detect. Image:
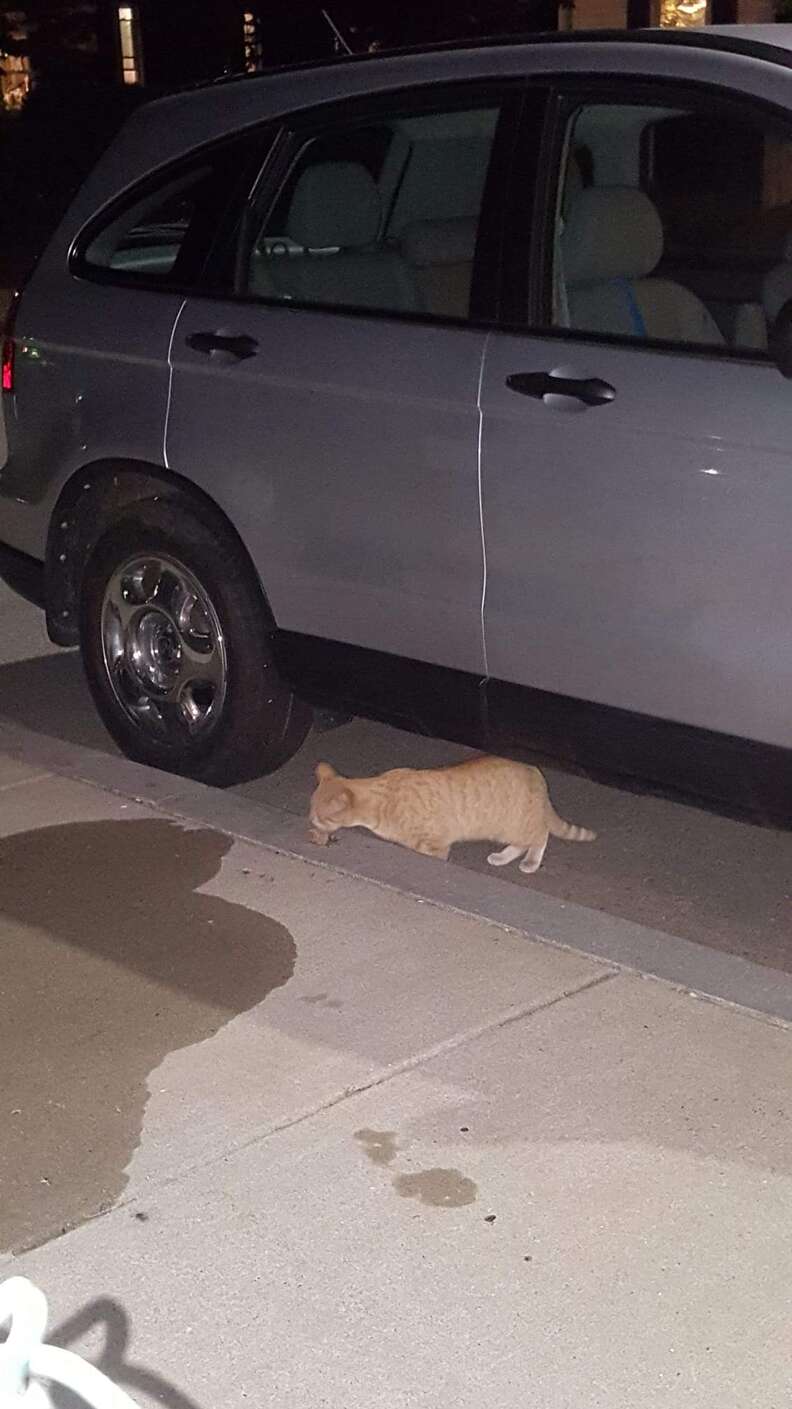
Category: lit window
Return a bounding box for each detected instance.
[660,0,708,26]
[242,10,262,73]
[118,5,142,85]
[0,51,31,110]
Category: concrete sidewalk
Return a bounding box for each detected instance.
[1,743,791,1409]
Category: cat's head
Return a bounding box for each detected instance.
[310,761,356,835]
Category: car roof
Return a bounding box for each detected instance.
[201,24,792,86]
[132,24,792,131]
[54,24,792,242]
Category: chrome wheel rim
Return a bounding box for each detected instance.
[100,553,228,745]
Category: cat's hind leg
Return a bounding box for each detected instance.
[414,836,451,861]
[519,836,548,874]
[487,844,523,867]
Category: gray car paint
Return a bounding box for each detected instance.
[167,303,489,674]
[481,337,792,749]
[1,29,792,748]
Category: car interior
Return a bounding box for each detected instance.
[557,101,792,354]
[98,95,792,358]
[248,105,498,318]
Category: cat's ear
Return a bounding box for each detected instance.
[323,788,353,818]
[315,761,337,782]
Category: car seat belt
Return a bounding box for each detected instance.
[618,279,646,338]
[555,219,571,328]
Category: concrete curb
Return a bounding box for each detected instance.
[1,714,791,1027]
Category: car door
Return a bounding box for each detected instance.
[165,87,521,678]
[479,77,792,751]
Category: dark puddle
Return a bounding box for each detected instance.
[0,817,295,1254]
[354,1128,399,1167]
[393,1169,478,1208]
[354,1131,478,1207]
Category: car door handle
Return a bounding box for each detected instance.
[186,331,259,360]
[506,371,616,407]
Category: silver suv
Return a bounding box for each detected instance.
[2,28,791,809]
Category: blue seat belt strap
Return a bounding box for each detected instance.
[618,278,647,337]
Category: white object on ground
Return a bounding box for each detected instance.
[0,1278,139,1409]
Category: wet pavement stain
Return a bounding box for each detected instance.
[393,1169,478,1208]
[354,1129,399,1167]
[0,817,296,1255]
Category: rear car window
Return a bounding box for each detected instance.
[82,165,215,278]
[76,133,272,289]
[236,101,504,321]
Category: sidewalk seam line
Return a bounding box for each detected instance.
[12,971,617,1257]
[110,972,621,1205]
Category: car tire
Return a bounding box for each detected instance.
[79,495,312,786]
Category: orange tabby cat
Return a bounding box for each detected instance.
[309,756,596,874]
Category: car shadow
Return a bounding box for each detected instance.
[0,649,117,753]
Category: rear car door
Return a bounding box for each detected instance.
[165,86,522,677]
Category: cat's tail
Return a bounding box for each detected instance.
[547,806,597,842]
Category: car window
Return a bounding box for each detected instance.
[235,99,507,322]
[551,94,792,357]
[82,166,215,278]
[78,136,267,287]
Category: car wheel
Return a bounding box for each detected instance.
[79,496,311,785]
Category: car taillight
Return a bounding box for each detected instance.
[2,342,14,392]
[2,291,21,394]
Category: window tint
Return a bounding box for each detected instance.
[238,101,504,321]
[553,96,792,356]
[79,135,267,287]
[82,166,215,279]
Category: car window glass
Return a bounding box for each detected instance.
[82,164,216,278]
[552,96,792,356]
[79,131,270,287]
[239,101,503,321]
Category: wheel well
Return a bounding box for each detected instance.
[45,460,270,646]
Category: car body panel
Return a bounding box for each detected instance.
[0,272,182,557]
[480,334,792,749]
[1,28,791,770]
[167,301,488,673]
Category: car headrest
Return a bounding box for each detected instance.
[287,162,381,250]
[563,186,664,285]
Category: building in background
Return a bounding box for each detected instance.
[121,0,243,89]
[569,0,773,28]
[0,49,30,107]
[0,0,781,103]
[0,0,245,102]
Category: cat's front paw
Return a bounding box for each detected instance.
[309,827,330,847]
